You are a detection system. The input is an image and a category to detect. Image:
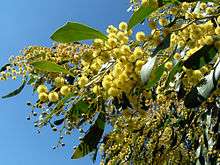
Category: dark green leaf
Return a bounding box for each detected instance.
[27,77,36,85]
[51,22,107,43]
[165,61,183,87]
[2,80,26,99]
[0,63,11,72]
[71,113,105,159]
[70,101,89,118]
[128,5,157,30]
[54,118,64,126]
[31,61,74,77]
[183,45,218,70]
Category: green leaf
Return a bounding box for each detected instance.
[141,56,157,84]
[145,63,165,89]
[70,101,90,118]
[165,61,183,87]
[71,113,105,159]
[0,63,11,72]
[51,22,107,43]
[183,45,218,70]
[2,80,26,99]
[128,5,157,30]
[54,118,64,126]
[31,61,74,77]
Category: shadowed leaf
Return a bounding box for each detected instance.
[71,113,105,159]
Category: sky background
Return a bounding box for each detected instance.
[0,0,131,164]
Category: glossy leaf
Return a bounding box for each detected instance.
[183,45,218,70]
[2,80,26,99]
[128,5,157,30]
[31,61,74,77]
[71,113,105,159]
[165,61,183,87]
[141,56,157,84]
[51,22,107,43]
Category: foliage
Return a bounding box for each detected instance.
[1,0,220,164]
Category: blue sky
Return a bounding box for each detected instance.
[0,0,131,164]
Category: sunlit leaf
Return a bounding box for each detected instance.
[51,22,107,42]
[141,56,157,84]
[128,5,157,30]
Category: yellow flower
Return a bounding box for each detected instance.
[54,77,65,87]
[136,31,145,41]
[133,47,143,57]
[92,85,101,94]
[119,22,128,31]
[78,76,89,87]
[48,92,59,102]
[108,87,119,96]
[60,85,71,96]
[215,27,220,35]
[215,41,220,49]
[174,53,181,60]
[159,18,168,26]
[39,92,48,102]
[204,36,213,45]
[193,70,203,79]
[217,16,220,24]
[37,85,48,93]
[165,61,173,70]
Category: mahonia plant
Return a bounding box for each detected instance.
[1,0,220,164]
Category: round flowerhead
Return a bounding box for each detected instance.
[108,87,119,97]
[54,77,65,87]
[60,85,71,96]
[193,70,203,79]
[119,22,128,31]
[217,16,220,24]
[136,31,145,42]
[174,53,181,60]
[215,27,220,35]
[215,41,220,49]
[38,92,48,102]
[37,85,48,93]
[204,36,213,45]
[78,76,89,87]
[48,92,59,102]
[165,61,173,70]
